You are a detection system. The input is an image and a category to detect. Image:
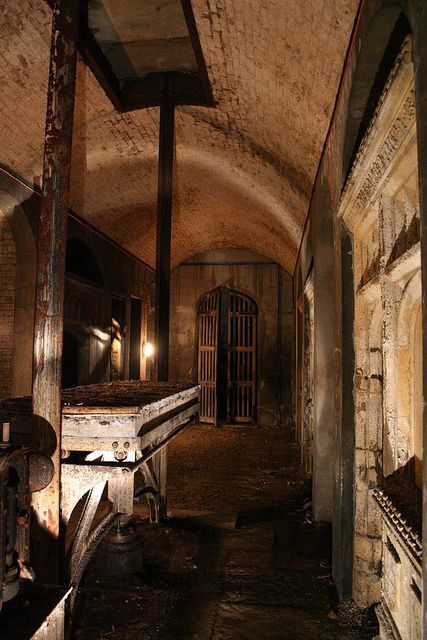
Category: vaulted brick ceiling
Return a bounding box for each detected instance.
[0,0,359,273]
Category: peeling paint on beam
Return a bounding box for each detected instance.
[32,0,80,584]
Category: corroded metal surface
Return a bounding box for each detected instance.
[63,413,196,612]
[0,381,199,623]
[28,452,55,493]
[31,0,80,582]
[30,588,72,640]
[59,387,198,617]
[0,381,198,414]
[61,381,197,411]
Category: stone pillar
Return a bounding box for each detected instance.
[311,179,335,521]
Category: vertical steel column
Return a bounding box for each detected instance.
[154,90,175,382]
[32,0,80,583]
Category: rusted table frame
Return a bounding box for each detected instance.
[63,410,197,611]
[0,383,199,621]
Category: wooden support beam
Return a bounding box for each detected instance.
[31,0,80,583]
[154,94,175,382]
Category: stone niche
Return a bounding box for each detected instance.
[338,36,422,637]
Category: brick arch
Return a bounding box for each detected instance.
[78,147,300,273]
[396,270,422,480]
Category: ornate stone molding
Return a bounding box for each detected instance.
[376,602,403,640]
[373,488,422,564]
[339,37,415,232]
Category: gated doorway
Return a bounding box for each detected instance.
[198,287,257,424]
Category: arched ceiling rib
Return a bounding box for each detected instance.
[0,0,359,271]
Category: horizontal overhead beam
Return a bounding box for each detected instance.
[44,0,214,111]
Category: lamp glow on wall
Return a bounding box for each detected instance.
[143,342,154,358]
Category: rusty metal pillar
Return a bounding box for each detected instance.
[154,88,175,382]
[31,0,80,583]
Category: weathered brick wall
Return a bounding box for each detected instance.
[0,211,16,398]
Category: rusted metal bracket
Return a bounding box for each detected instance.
[138,462,160,524]
[62,414,196,613]
[69,510,120,612]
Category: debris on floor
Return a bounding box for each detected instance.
[71,424,378,639]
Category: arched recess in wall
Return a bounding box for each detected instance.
[0,192,36,398]
[396,271,422,488]
[342,6,411,180]
[63,237,106,388]
[338,6,421,616]
[340,2,415,485]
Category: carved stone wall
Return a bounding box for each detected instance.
[339,37,422,632]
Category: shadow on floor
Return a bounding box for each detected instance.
[71,425,378,640]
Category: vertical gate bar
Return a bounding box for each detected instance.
[210,344,213,417]
[245,318,248,397]
[154,88,175,382]
[237,313,240,418]
[207,326,210,418]
[252,314,254,417]
[227,292,232,422]
[214,290,218,423]
[198,314,202,416]
[240,348,243,418]
[31,0,80,584]
[198,292,219,423]
[238,316,242,419]
[253,313,256,418]
[248,322,251,419]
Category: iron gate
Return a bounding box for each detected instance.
[198,288,257,424]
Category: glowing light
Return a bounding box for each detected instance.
[143,342,154,358]
[92,327,110,342]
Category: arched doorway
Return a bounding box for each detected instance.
[197,287,257,424]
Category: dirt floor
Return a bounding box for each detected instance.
[71,424,379,640]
